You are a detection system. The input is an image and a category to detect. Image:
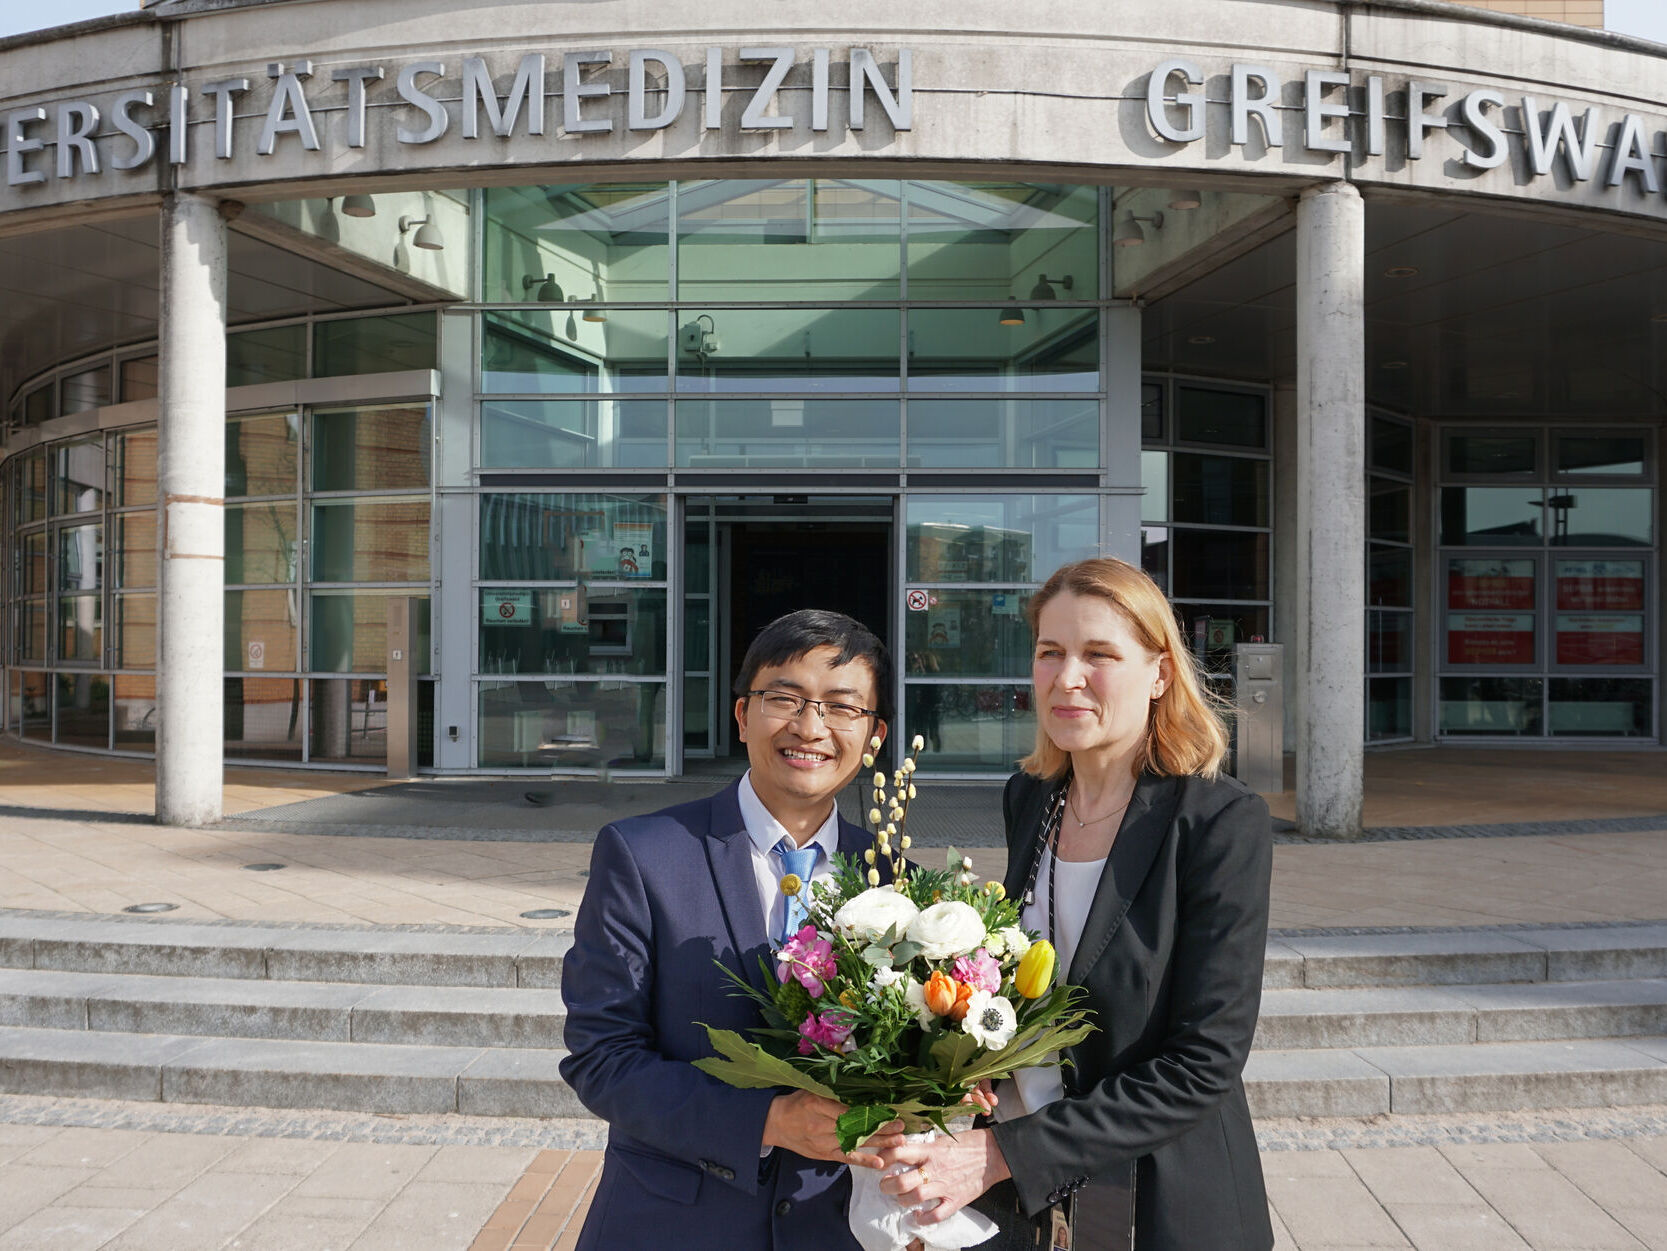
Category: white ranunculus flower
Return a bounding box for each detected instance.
[834,886,921,944]
[906,901,988,961]
[903,977,935,1029]
[961,990,1018,1049]
[870,966,905,990]
[988,926,1031,961]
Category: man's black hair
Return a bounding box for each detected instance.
[732,608,893,725]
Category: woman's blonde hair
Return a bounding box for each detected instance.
[1018,557,1229,781]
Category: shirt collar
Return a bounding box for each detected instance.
[738,770,841,860]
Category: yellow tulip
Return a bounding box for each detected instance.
[1015,940,1056,999]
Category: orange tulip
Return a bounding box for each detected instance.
[950,980,975,1022]
[923,970,960,1017]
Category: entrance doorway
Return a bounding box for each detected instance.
[682,497,894,764]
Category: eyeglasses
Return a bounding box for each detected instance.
[747,689,880,731]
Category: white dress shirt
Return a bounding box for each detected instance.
[736,770,842,941]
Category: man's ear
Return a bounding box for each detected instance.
[734,696,750,742]
[871,719,888,750]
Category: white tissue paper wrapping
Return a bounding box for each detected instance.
[847,1122,999,1251]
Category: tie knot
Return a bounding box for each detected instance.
[776,839,819,877]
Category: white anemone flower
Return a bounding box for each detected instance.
[870,966,905,991]
[961,991,1018,1049]
[903,977,935,1029]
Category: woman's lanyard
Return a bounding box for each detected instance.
[1020,779,1071,945]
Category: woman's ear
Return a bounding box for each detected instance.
[1152,652,1174,700]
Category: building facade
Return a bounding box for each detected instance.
[0,0,1662,833]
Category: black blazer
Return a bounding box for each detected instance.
[989,769,1274,1251]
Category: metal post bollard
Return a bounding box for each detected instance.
[386,597,420,779]
[1231,643,1284,793]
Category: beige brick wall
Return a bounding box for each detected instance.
[1444,0,1604,27]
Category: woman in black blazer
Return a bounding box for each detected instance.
[880,557,1274,1250]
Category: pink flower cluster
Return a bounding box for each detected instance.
[777,924,837,998]
[797,1008,856,1055]
[952,948,1002,994]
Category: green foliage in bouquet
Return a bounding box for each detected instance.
[695,736,1097,1152]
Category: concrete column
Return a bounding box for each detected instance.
[1295,183,1366,838]
[1271,380,1300,756]
[156,193,230,826]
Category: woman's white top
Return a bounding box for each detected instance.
[995,848,1108,1121]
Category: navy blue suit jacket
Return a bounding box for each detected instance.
[560,780,876,1251]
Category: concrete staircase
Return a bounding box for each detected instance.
[0,911,1665,1123]
[1247,924,1667,1117]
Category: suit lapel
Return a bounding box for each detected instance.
[703,780,773,995]
[1066,773,1180,986]
[1002,778,1057,903]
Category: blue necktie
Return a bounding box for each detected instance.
[775,839,820,944]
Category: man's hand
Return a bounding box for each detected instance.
[761,1090,905,1169]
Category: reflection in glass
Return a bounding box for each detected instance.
[1556,435,1646,477]
[1446,433,1536,476]
[908,310,1097,393]
[116,428,158,507]
[676,399,898,467]
[482,309,667,395]
[676,308,899,393]
[1368,676,1412,741]
[1440,488,1543,546]
[1140,526,1169,593]
[227,324,306,387]
[906,496,1098,583]
[1545,489,1652,546]
[17,671,49,739]
[1169,605,1270,665]
[309,593,429,674]
[18,450,46,523]
[479,494,666,582]
[311,406,431,491]
[1548,678,1652,736]
[226,413,299,497]
[480,399,668,468]
[120,357,158,403]
[684,675,710,751]
[1171,454,1267,527]
[478,588,666,677]
[904,683,1034,772]
[224,676,302,760]
[226,589,299,672]
[57,597,102,662]
[906,399,1097,469]
[1170,531,1268,601]
[1140,452,1169,524]
[1368,610,1412,672]
[1370,416,1414,476]
[57,524,102,592]
[903,591,1031,679]
[226,503,298,584]
[53,439,104,514]
[1369,548,1412,608]
[18,601,46,663]
[478,679,665,769]
[311,499,430,582]
[115,595,156,668]
[60,366,111,416]
[679,179,902,301]
[1439,676,1543,735]
[1141,382,1164,441]
[1176,387,1266,449]
[55,673,108,746]
[21,532,47,595]
[309,678,387,764]
[313,313,438,377]
[113,673,157,749]
[483,182,671,305]
[116,513,157,589]
[907,182,1098,302]
[1371,481,1412,544]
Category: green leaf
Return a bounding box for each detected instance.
[693,1027,840,1100]
[891,941,923,964]
[836,1103,898,1153]
[861,944,894,967]
[927,1029,982,1081]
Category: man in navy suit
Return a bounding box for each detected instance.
[561,609,902,1250]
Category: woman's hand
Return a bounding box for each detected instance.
[876,1126,1011,1223]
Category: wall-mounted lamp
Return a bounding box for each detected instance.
[338,194,377,218]
[398,214,444,251]
[679,313,721,361]
[1168,189,1203,211]
[998,304,1026,327]
[582,297,608,324]
[1113,211,1165,248]
[1028,274,1074,300]
[523,274,566,302]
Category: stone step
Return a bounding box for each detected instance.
[0,968,566,1048]
[0,912,571,988]
[0,1024,584,1118]
[1255,978,1667,1049]
[1245,1036,1667,1119]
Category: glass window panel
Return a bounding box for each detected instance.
[226,413,299,497]
[23,385,52,426]
[1141,382,1164,441]
[1140,452,1169,524]
[226,502,298,585]
[310,499,431,582]
[1169,604,1270,665]
[676,308,899,393]
[903,589,1032,678]
[477,679,665,769]
[480,399,669,469]
[1446,556,1537,666]
[1440,488,1543,546]
[906,399,1098,469]
[18,602,46,663]
[120,357,158,403]
[1170,531,1268,601]
[116,427,158,506]
[308,678,389,764]
[57,524,102,593]
[21,532,47,595]
[906,182,1098,302]
[1140,525,1169,594]
[113,674,156,750]
[1554,612,1646,666]
[311,406,431,491]
[906,495,1098,583]
[1548,678,1653,737]
[675,399,899,467]
[1555,558,1645,610]
[1171,454,1268,527]
[313,312,437,378]
[1368,610,1413,673]
[1546,489,1652,546]
[907,309,1097,393]
[114,513,156,590]
[1368,676,1412,741]
[18,450,46,522]
[678,179,902,301]
[224,676,302,760]
[479,494,666,582]
[684,674,710,751]
[226,589,300,672]
[482,309,668,395]
[115,594,156,668]
[1176,387,1266,449]
[903,683,1034,773]
[1370,416,1414,476]
[227,324,307,387]
[484,182,671,305]
[55,673,108,746]
[1439,676,1544,735]
[1553,561,1646,666]
[1445,432,1537,476]
[479,587,665,677]
[1369,547,1412,608]
[685,530,711,595]
[309,592,430,674]
[1556,434,1646,477]
[686,598,710,667]
[53,438,104,515]
[60,366,110,415]
[16,671,49,739]
[1370,479,1412,544]
[57,595,102,662]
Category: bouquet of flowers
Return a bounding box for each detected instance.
[695,736,1096,1251]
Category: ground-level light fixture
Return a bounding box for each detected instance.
[399,214,444,251]
[338,194,376,218]
[1384,266,1419,278]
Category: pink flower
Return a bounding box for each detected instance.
[952,948,1002,995]
[777,924,837,998]
[796,1008,856,1055]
